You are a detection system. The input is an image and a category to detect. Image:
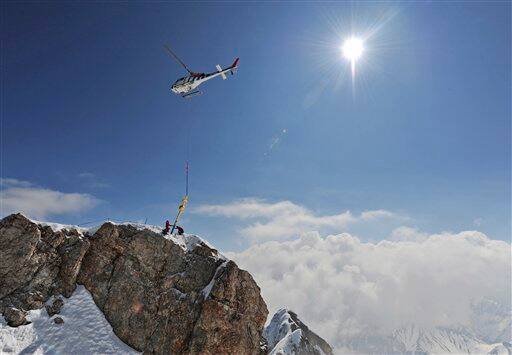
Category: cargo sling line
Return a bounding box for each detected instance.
[170,162,189,234]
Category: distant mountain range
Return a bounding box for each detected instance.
[338,324,510,354]
[333,299,511,354]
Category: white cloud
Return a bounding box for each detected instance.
[226,231,511,350]
[360,210,395,220]
[1,179,100,219]
[0,178,33,188]
[194,198,397,242]
[390,226,428,242]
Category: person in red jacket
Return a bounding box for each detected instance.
[163,220,171,235]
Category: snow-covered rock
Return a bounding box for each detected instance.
[264,308,333,355]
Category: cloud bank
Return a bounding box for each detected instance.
[226,231,511,349]
[195,198,397,242]
[0,178,99,219]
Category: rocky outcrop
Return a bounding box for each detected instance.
[0,214,268,354]
[3,307,28,327]
[45,297,64,317]
[264,309,333,355]
[77,222,268,354]
[0,214,89,313]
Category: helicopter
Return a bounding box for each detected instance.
[164,44,239,98]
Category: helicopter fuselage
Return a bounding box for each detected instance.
[171,59,239,97]
[171,73,209,95]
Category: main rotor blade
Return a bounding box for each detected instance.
[164,44,192,74]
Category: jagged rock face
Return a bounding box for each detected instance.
[264,309,333,355]
[77,222,268,354]
[0,214,90,313]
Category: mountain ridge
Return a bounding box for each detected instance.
[264,308,334,355]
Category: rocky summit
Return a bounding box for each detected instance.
[0,213,268,354]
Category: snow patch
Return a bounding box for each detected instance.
[269,328,303,355]
[0,285,138,354]
[201,260,229,299]
[164,232,226,259]
[31,219,89,235]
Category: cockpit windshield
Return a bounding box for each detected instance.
[173,77,187,86]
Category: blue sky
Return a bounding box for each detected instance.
[2,2,510,250]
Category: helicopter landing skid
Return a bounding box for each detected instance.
[182,91,203,99]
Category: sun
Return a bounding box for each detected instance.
[341,36,365,84]
[342,37,364,62]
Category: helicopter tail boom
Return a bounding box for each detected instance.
[215,58,239,80]
[216,64,227,80]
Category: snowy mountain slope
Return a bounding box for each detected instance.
[392,325,509,354]
[264,308,333,355]
[0,285,138,354]
[488,343,512,355]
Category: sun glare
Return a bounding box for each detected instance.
[342,37,364,61]
[341,36,365,85]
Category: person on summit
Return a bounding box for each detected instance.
[162,220,184,235]
[163,220,172,235]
